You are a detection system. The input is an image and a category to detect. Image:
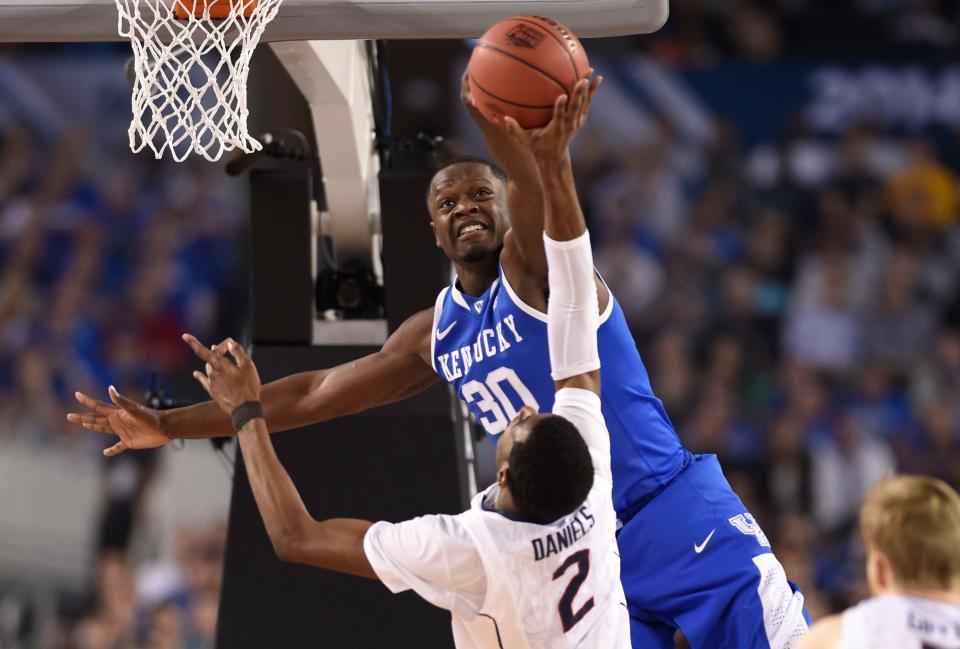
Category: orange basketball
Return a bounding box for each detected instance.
[173,0,258,20]
[468,16,590,129]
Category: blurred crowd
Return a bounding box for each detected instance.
[0,123,245,451]
[0,47,245,649]
[49,526,225,649]
[577,84,960,618]
[3,1,960,647]
[636,0,960,63]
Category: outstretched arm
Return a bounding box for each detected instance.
[462,72,548,277]
[191,340,376,578]
[238,418,376,577]
[69,308,438,456]
[505,79,604,395]
[495,76,601,284]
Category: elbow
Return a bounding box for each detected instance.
[269,526,309,564]
[303,383,335,424]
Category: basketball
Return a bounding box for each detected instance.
[468,16,590,129]
[173,0,258,20]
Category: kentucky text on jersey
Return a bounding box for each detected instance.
[431,269,692,516]
[532,505,596,562]
[436,314,524,382]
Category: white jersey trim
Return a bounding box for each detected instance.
[449,277,500,315]
[753,554,809,649]
[500,268,615,326]
[450,282,471,312]
[430,286,450,376]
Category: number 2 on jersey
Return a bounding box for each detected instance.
[461,366,539,435]
[553,549,594,633]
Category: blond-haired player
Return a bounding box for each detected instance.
[798,475,960,649]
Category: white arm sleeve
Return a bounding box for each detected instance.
[553,387,612,485]
[543,230,600,381]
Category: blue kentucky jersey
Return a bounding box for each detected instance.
[431,267,691,516]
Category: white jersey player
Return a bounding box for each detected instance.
[798,475,960,649]
[180,78,630,649]
[364,380,627,649]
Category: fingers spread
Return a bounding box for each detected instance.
[75,391,114,416]
[67,412,115,432]
[103,441,128,457]
[182,333,216,363]
[503,117,527,144]
[227,340,250,367]
[193,370,211,394]
[569,79,589,118]
[583,76,603,116]
[589,75,603,98]
[552,94,569,124]
[108,385,140,413]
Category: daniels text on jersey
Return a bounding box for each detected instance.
[436,314,524,382]
[532,506,596,561]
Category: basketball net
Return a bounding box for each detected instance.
[115,0,282,162]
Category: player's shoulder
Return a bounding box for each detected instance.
[386,306,436,358]
[370,510,476,554]
[391,306,436,339]
[796,613,842,649]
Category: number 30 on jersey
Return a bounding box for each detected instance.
[461,366,539,435]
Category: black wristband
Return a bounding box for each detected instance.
[231,401,264,432]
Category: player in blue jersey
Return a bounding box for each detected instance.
[68,75,809,647]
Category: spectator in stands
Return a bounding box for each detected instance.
[811,411,896,536]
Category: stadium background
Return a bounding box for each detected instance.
[1,1,960,646]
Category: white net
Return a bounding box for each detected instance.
[115,0,283,162]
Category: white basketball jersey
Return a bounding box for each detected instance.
[839,593,960,649]
[453,388,629,649]
[363,388,630,649]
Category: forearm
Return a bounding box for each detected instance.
[237,416,313,551]
[540,153,599,391]
[475,116,541,186]
[165,311,436,441]
[162,370,330,440]
[538,153,586,242]
[238,417,376,578]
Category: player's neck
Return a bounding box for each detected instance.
[494,487,518,516]
[454,260,499,297]
[891,586,960,606]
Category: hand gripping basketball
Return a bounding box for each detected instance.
[67,386,167,458]
[468,15,591,129]
[503,75,602,163]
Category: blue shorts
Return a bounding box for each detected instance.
[616,455,810,649]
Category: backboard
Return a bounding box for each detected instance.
[0,0,668,42]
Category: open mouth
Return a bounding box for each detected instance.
[456,220,489,240]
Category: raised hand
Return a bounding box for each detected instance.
[461,69,540,165]
[460,70,484,121]
[503,74,602,164]
[67,387,167,457]
[183,334,261,415]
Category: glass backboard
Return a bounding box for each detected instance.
[0,0,668,42]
